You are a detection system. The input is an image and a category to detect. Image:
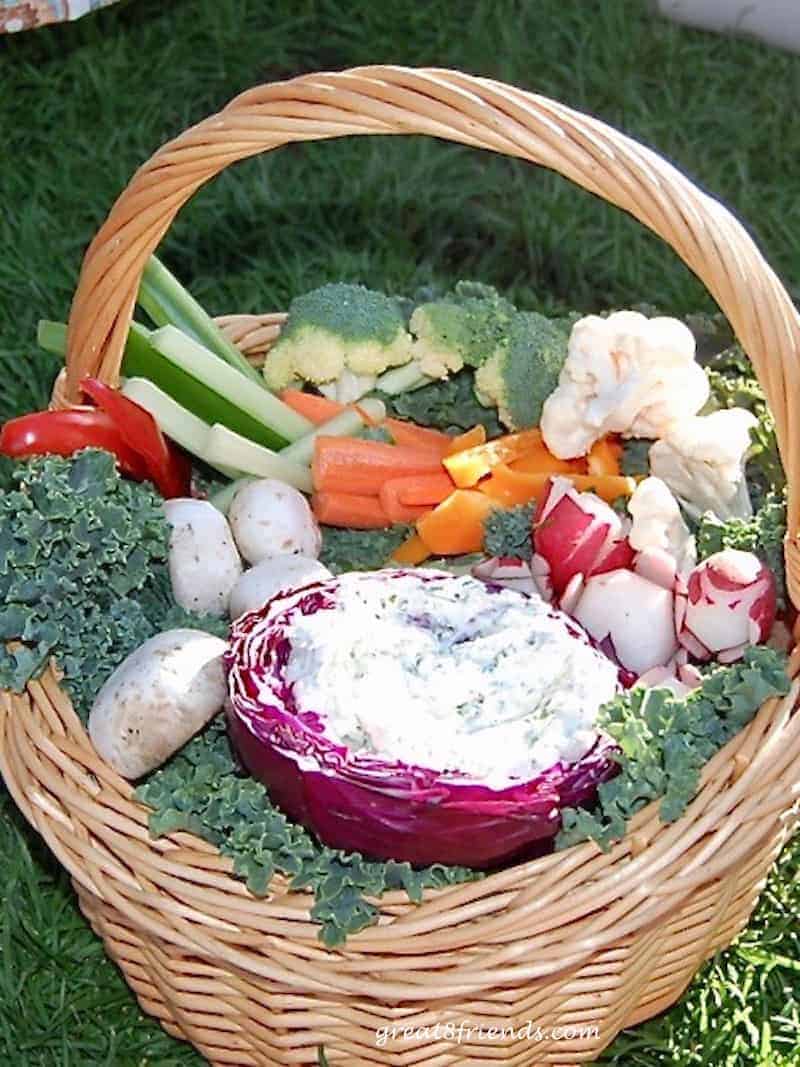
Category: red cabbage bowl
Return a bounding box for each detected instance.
[224,570,619,868]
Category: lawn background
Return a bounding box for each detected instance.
[1,1,799,1063]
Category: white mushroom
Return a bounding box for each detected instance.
[88,629,228,779]
[228,478,321,564]
[229,554,332,619]
[164,498,243,617]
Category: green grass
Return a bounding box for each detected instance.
[1,0,799,1063]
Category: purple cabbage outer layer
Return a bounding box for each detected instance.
[225,569,619,868]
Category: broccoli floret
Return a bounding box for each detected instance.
[263,283,414,396]
[695,489,787,610]
[407,285,516,380]
[483,503,535,560]
[473,311,569,430]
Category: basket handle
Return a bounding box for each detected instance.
[62,65,800,606]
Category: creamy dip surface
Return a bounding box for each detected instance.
[282,571,618,788]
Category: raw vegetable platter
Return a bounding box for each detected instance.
[2,68,800,1067]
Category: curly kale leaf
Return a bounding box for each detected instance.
[0,450,227,717]
[319,524,412,575]
[556,647,790,852]
[483,503,535,560]
[135,719,479,945]
[378,369,503,436]
[704,343,784,506]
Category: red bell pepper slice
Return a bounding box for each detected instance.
[0,410,151,481]
[80,378,191,498]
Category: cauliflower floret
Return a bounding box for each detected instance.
[649,408,758,521]
[263,283,414,394]
[540,310,709,458]
[627,476,697,573]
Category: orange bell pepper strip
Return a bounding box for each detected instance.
[391,531,433,566]
[479,466,637,507]
[445,424,487,455]
[443,428,553,487]
[587,435,623,477]
[416,489,494,554]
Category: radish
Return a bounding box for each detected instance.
[533,477,634,598]
[677,549,777,662]
[572,568,679,675]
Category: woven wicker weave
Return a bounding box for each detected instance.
[3,67,800,1066]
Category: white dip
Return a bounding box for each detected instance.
[283,572,618,788]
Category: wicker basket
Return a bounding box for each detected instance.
[3,67,800,1067]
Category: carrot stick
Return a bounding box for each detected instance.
[445,424,486,455]
[587,435,623,476]
[384,420,452,452]
[479,465,637,506]
[312,492,391,529]
[280,390,342,424]
[380,472,455,508]
[391,531,432,566]
[443,427,549,487]
[312,436,445,495]
[281,389,451,452]
[416,490,494,554]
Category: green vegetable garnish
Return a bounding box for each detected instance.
[483,502,535,560]
[0,451,225,715]
[379,369,503,436]
[319,524,412,575]
[135,718,479,946]
[557,647,790,851]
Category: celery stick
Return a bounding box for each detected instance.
[209,477,256,516]
[375,362,431,395]
[138,254,265,387]
[120,378,241,479]
[150,325,312,444]
[203,424,313,493]
[37,320,68,357]
[280,398,387,467]
[123,324,291,450]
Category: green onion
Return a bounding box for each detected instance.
[138,254,265,387]
[280,397,386,466]
[203,424,313,493]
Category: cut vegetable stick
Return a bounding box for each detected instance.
[379,472,455,509]
[280,398,386,467]
[312,492,391,529]
[151,325,313,443]
[479,465,636,506]
[384,420,451,453]
[443,427,549,487]
[280,389,452,453]
[391,531,432,566]
[312,436,445,495]
[587,435,623,476]
[203,424,313,493]
[382,498,431,525]
[280,390,343,424]
[416,489,494,555]
[445,424,486,455]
